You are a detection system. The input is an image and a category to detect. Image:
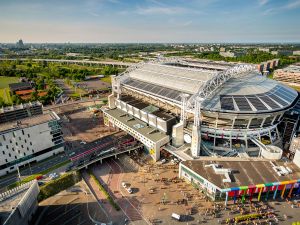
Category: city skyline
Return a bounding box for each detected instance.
[1,0,300,43]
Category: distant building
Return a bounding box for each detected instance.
[293,51,300,56]
[9,82,32,95]
[219,51,245,58]
[258,47,270,52]
[257,59,279,73]
[16,39,24,49]
[271,50,293,56]
[0,108,64,176]
[274,64,300,86]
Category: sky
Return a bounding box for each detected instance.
[0,0,300,43]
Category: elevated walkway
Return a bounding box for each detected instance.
[250,137,282,160]
[162,144,194,161]
[72,144,144,170]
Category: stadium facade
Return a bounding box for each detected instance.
[102,58,300,161]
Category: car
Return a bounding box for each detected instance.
[126,188,133,194]
[80,141,87,145]
[160,159,167,164]
[122,182,127,188]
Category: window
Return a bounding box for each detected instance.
[27,147,29,151]
[19,137,21,141]
[9,140,12,143]
[21,145,23,148]
[16,142,18,146]
[5,159,8,162]
[2,135,6,141]
[12,147,14,151]
[6,145,8,149]
[25,139,27,143]
[32,150,34,153]
[8,153,11,157]
[28,134,30,138]
[30,142,32,145]
[15,156,17,159]
[2,151,5,155]
[22,130,25,135]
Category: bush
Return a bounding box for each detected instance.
[37,172,81,202]
[8,160,70,190]
[88,170,120,211]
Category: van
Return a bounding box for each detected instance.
[171,213,181,221]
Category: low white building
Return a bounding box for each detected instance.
[294,149,300,168]
[0,111,64,176]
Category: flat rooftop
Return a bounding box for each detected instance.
[182,159,300,190]
[0,111,58,133]
[104,108,169,143]
[0,189,27,223]
[0,101,42,114]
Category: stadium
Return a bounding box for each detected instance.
[102,58,300,161]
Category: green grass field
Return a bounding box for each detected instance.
[0,76,19,88]
[0,88,12,104]
[0,76,18,104]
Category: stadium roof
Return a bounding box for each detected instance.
[126,63,218,94]
[119,59,298,113]
[202,72,299,113]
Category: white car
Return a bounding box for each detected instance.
[122,182,127,188]
[80,141,87,145]
[161,159,166,164]
[126,188,133,194]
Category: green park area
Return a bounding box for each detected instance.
[0,76,19,105]
[0,76,19,88]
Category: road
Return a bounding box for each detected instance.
[0,153,68,189]
[91,158,149,225]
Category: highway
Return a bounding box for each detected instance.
[0,58,134,67]
[0,153,68,189]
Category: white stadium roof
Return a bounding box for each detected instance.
[118,59,299,114]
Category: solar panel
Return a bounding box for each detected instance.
[220,96,235,111]
[259,96,280,109]
[274,90,294,103]
[234,97,252,111]
[246,96,268,111]
[269,94,289,106]
[123,78,184,103]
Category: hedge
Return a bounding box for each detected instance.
[37,171,81,202]
[88,170,120,211]
[8,160,70,189]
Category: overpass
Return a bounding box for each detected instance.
[71,144,144,170]
[0,58,135,67]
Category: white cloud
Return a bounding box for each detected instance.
[136,6,187,15]
[262,0,300,15]
[285,0,300,9]
[258,0,269,6]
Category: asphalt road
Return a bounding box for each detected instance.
[0,153,68,190]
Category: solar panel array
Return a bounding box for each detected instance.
[219,85,297,112]
[220,96,235,110]
[233,97,252,111]
[123,79,185,103]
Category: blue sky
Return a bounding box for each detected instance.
[0,0,300,43]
